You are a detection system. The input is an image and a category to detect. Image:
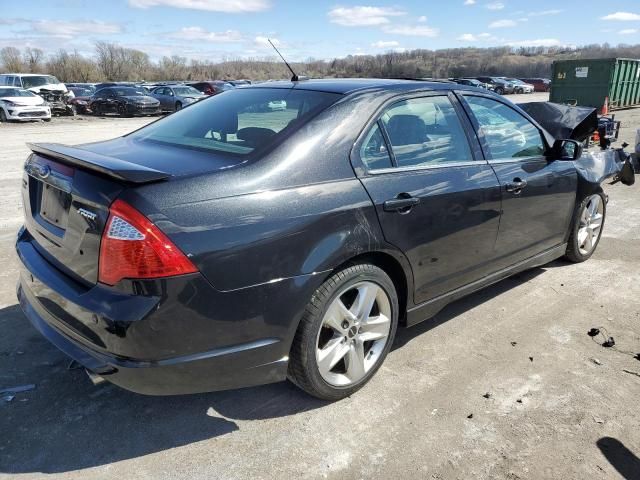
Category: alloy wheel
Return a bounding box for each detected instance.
[315,281,392,387]
[577,194,604,255]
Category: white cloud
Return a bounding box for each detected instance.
[464,0,476,4]
[457,32,498,42]
[31,20,123,38]
[254,36,279,48]
[371,40,400,48]
[327,6,406,27]
[418,16,427,22]
[381,24,439,37]
[486,2,505,10]
[457,33,477,41]
[528,9,563,16]
[489,19,517,28]
[507,38,562,47]
[619,28,638,35]
[167,27,243,42]
[601,12,640,21]
[129,0,270,13]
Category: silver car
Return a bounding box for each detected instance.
[151,85,206,112]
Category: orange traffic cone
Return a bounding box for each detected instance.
[601,96,609,115]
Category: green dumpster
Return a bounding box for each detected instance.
[550,58,640,112]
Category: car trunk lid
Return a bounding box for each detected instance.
[22,143,171,286]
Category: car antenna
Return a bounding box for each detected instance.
[268,39,307,82]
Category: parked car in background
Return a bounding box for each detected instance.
[451,78,493,90]
[151,85,206,112]
[519,78,551,92]
[502,78,534,94]
[94,82,137,92]
[89,86,160,116]
[0,86,51,122]
[267,99,287,111]
[67,86,96,114]
[0,74,70,96]
[228,79,251,86]
[66,83,96,93]
[189,81,234,96]
[476,76,515,95]
[17,78,624,402]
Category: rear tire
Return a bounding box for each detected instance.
[495,87,504,95]
[564,193,606,263]
[288,263,399,401]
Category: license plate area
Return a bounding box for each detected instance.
[25,158,75,236]
[39,183,71,230]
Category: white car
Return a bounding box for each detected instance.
[0,87,51,122]
[0,73,72,97]
[267,99,287,111]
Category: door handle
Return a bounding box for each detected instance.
[505,178,528,194]
[383,195,420,213]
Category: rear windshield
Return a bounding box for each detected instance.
[129,88,341,156]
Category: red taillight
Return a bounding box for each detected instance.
[98,199,197,286]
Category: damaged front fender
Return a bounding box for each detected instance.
[574,148,635,200]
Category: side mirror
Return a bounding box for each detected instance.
[551,139,583,161]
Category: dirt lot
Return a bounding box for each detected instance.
[1,94,639,480]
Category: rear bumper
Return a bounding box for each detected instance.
[15,230,319,395]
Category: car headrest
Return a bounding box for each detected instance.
[236,127,277,147]
[210,114,238,134]
[386,115,427,145]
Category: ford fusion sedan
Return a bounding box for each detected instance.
[89,87,161,116]
[151,85,206,112]
[17,79,619,401]
[0,87,51,122]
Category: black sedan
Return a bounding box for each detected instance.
[89,86,161,116]
[16,79,625,401]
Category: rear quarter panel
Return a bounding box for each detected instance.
[124,92,414,292]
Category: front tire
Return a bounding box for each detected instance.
[564,193,606,262]
[175,101,182,111]
[288,263,399,401]
[495,87,504,95]
[0,108,7,122]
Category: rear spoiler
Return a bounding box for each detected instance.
[27,143,170,184]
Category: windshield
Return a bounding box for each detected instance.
[21,75,60,88]
[70,87,94,96]
[0,88,36,98]
[112,87,148,96]
[129,88,341,156]
[173,86,201,96]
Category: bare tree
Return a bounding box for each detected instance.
[23,48,45,73]
[0,47,24,72]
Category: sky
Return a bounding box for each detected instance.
[2,0,640,62]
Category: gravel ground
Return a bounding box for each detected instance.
[1,95,639,480]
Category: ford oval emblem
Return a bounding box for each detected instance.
[36,165,51,179]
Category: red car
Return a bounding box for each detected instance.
[188,81,234,96]
[519,78,551,92]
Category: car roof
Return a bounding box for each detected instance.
[1,73,54,77]
[245,78,472,95]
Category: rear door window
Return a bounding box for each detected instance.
[379,96,474,168]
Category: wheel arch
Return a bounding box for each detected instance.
[322,249,413,325]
